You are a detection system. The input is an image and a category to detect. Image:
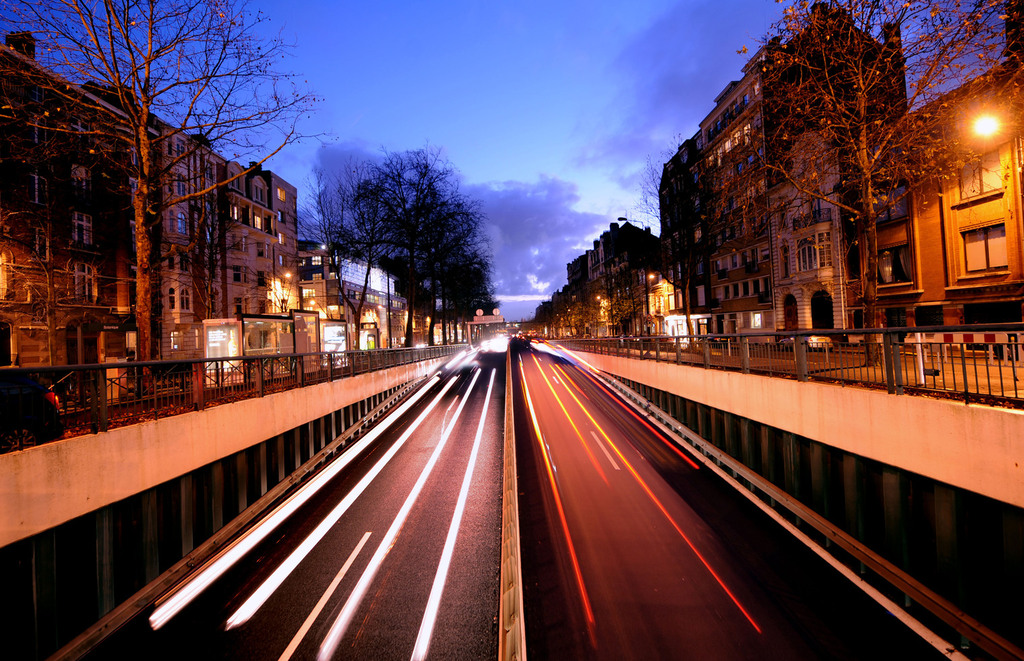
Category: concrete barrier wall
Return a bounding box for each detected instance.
[0,359,445,547]
[583,353,1024,509]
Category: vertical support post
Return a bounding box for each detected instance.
[883,466,911,605]
[210,461,224,531]
[180,473,194,556]
[32,529,58,654]
[192,363,205,411]
[741,337,750,374]
[795,337,809,382]
[141,490,160,582]
[95,506,115,617]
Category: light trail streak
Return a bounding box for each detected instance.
[317,369,483,660]
[411,369,497,661]
[557,363,762,634]
[519,361,596,640]
[149,374,442,631]
[223,376,460,630]
[276,532,371,661]
[569,363,701,471]
[529,354,607,483]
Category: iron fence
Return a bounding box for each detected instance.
[556,325,1024,408]
[0,344,462,453]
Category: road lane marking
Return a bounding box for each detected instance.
[222,376,460,630]
[411,369,497,661]
[590,431,620,470]
[149,374,442,631]
[520,361,596,643]
[318,369,483,660]
[277,532,372,661]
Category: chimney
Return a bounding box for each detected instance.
[5,32,36,60]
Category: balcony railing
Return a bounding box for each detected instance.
[0,344,463,453]
[555,324,1024,409]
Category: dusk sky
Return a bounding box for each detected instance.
[257,1,783,320]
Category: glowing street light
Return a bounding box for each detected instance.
[974,114,999,137]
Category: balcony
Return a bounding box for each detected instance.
[717,268,729,280]
[792,208,833,230]
[745,261,759,274]
[757,290,772,304]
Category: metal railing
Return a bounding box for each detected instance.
[0,344,462,453]
[556,324,1024,408]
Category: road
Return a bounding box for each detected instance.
[87,346,506,660]
[510,337,941,660]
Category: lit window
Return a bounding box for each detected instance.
[963,224,1007,272]
[277,187,286,202]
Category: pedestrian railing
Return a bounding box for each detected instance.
[556,325,1024,408]
[0,345,462,453]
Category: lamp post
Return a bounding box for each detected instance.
[644,272,654,336]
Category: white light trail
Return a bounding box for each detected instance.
[317,369,483,660]
[411,369,496,661]
[224,376,460,630]
[277,532,371,661]
[149,375,442,631]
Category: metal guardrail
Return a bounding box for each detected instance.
[556,324,1024,408]
[0,345,463,453]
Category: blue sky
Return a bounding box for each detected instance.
[258,1,782,320]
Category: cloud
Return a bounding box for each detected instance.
[573,1,779,199]
[468,175,606,320]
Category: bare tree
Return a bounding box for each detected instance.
[761,0,1006,329]
[2,0,316,359]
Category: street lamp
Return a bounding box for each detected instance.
[974,114,999,137]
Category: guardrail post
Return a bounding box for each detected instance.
[192,363,205,411]
[702,340,711,369]
[655,339,661,361]
[882,333,896,394]
[795,337,809,382]
[891,334,904,396]
[741,337,750,374]
[256,358,264,398]
[93,368,108,432]
[675,337,681,364]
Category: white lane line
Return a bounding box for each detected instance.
[591,431,620,470]
[149,374,442,631]
[411,369,497,661]
[223,376,460,630]
[277,532,371,661]
[317,369,483,661]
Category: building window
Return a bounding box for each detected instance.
[277,187,286,202]
[257,242,265,258]
[257,271,266,287]
[960,151,1002,199]
[180,286,190,311]
[751,312,763,329]
[29,173,46,204]
[879,245,912,283]
[781,244,790,278]
[0,251,10,299]
[72,165,91,199]
[74,263,95,301]
[168,287,176,310]
[233,265,243,282]
[234,297,243,315]
[963,224,1007,272]
[73,212,93,245]
[177,211,188,234]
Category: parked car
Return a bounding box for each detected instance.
[0,374,64,453]
[777,335,834,349]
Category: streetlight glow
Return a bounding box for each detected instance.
[974,115,999,137]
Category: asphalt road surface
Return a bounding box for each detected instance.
[87,346,506,660]
[511,337,942,660]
